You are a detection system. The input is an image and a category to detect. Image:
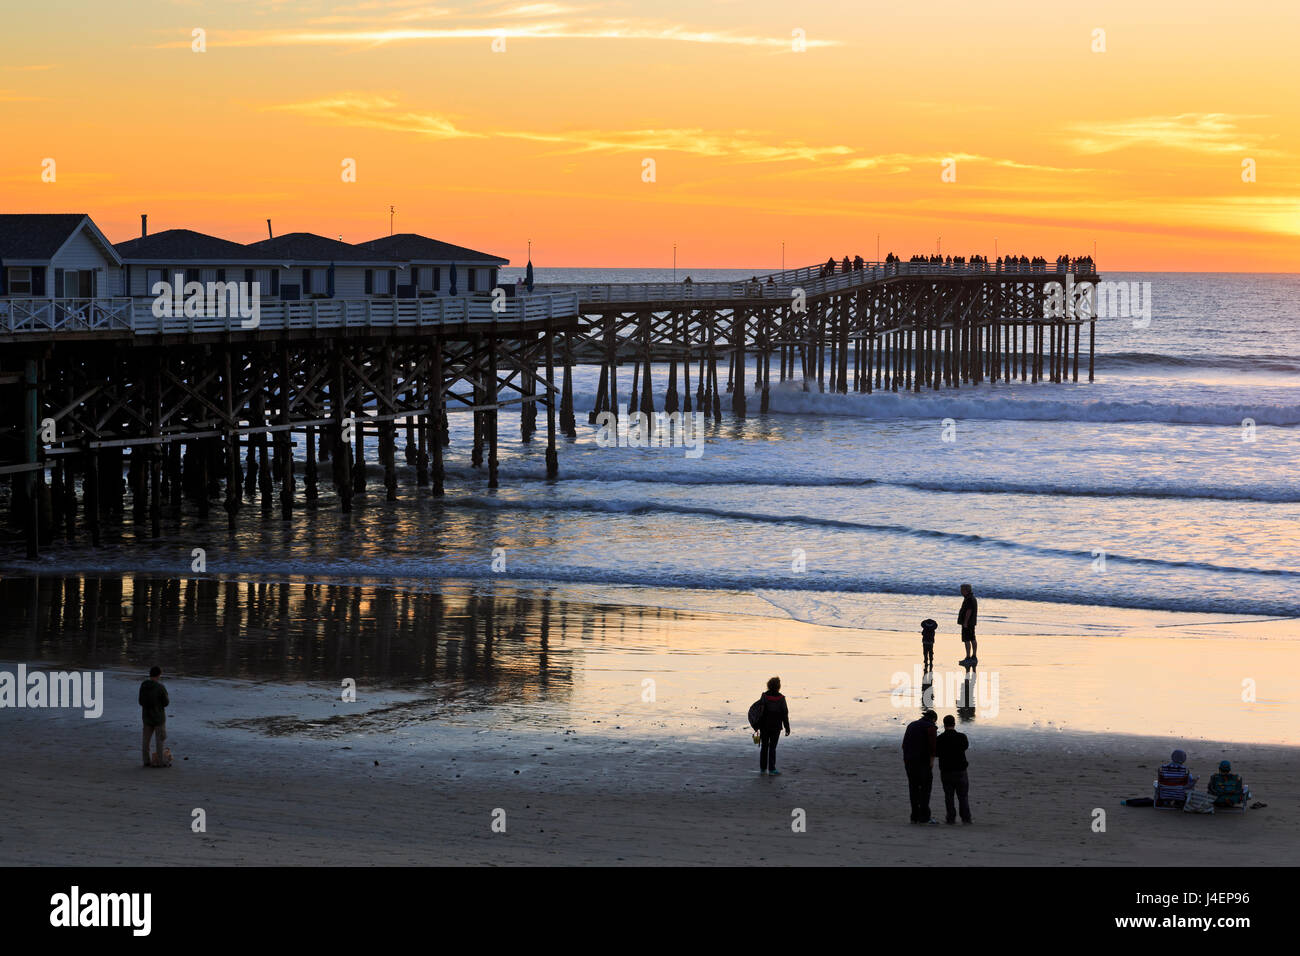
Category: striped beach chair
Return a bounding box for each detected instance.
[1153,763,1197,810]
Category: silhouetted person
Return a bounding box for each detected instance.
[757,676,790,776]
[920,618,937,671]
[902,709,939,823]
[958,583,978,663]
[936,715,973,824]
[138,665,169,768]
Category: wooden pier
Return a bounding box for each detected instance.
[1,295,580,558]
[1,257,1099,558]
[538,257,1101,421]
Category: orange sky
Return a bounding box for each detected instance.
[2,0,1298,271]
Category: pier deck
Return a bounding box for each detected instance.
[1,258,1101,557]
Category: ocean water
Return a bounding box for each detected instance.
[5,271,1299,628]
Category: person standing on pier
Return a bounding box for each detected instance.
[138,666,170,768]
[958,584,978,664]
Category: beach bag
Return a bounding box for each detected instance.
[1183,790,1215,814]
[747,697,766,731]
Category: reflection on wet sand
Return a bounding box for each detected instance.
[919,653,980,722]
[0,575,699,717]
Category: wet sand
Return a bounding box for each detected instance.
[1,669,1293,866]
[0,578,1295,865]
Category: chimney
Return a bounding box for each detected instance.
[141,214,148,238]
[266,219,273,240]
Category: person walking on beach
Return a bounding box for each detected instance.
[936,715,973,824]
[757,676,790,776]
[902,709,939,823]
[958,584,978,663]
[139,665,169,768]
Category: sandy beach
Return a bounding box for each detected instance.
[2,581,1294,866]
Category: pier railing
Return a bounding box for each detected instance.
[0,292,581,336]
[535,257,1099,305]
[0,297,136,334]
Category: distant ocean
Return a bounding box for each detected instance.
[9,271,1300,625]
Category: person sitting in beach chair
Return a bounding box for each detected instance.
[1153,749,1197,809]
[1207,760,1251,812]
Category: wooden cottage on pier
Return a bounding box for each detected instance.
[0,214,123,299]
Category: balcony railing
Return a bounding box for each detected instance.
[0,292,581,336]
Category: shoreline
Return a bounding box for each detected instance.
[1,574,1296,744]
[3,569,1296,638]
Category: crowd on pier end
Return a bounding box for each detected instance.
[817,253,1096,276]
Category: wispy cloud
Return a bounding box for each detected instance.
[184,24,827,49]
[267,95,480,139]
[268,95,1109,176]
[507,128,853,163]
[1069,113,1264,154]
[155,2,836,51]
[818,151,1098,177]
[268,94,851,162]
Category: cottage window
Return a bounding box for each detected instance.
[7,267,33,295]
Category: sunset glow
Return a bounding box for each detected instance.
[3,1,1299,268]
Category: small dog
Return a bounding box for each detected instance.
[150,747,173,768]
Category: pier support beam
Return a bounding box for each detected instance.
[1089,319,1095,383]
[546,321,558,479]
[432,338,445,497]
[149,357,162,538]
[330,351,352,513]
[733,309,747,418]
[488,337,500,489]
[560,335,576,437]
[279,348,295,519]
[23,357,40,559]
[222,350,241,530]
